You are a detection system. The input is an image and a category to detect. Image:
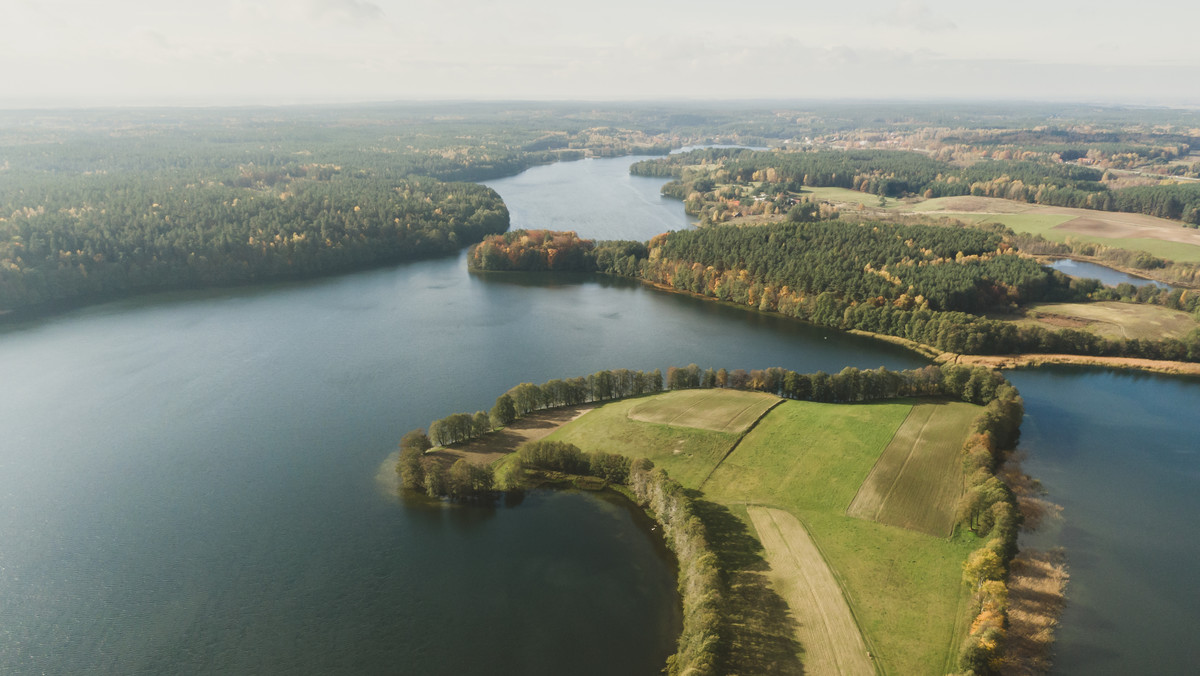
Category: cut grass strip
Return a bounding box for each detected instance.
[627,388,780,433]
[747,506,875,676]
[847,401,979,537]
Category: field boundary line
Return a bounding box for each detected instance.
[845,402,923,518]
[874,406,937,518]
[745,505,878,676]
[696,397,783,490]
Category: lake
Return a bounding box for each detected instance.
[1046,258,1172,289]
[0,156,922,675]
[1,154,1197,674]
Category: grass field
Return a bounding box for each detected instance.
[627,388,780,433]
[549,392,982,675]
[542,395,743,487]
[1014,301,1200,340]
[747,506,875,676]
[815,188,1200,263]
[800,186,907,209]
[846,401,979,537]
[700,399,978,676]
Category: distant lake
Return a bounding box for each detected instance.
[1046,258,1172,289]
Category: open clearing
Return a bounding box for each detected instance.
[435,404,597,466]
[1013,301,1200,341]
[846,401,979,537]
[627,388,780,433]
[747,506,874,676]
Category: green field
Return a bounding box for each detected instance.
[813,188,1200,263]
[1014,301,1200,341]
[543,395,742,487]
[627,388,780,433]
[799,186,908,209]
[549,392,981,676]
[846,401,979,537]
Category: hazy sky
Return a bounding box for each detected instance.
[3,0,1198,108]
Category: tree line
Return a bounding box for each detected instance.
[0,173,508,316]
[633,148,1200,225]
[486,224,1200,362]
[955,381,1024,675]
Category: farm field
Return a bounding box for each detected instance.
[700,398,978,676]
[846,401,979,537]
[549,391,981,676]
[1012,301,1200,341]
[747,506,874,676]
[626,388,780,433]
[818,189,1200,262]
[540,394,744,487]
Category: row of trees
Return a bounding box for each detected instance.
[398,361,1028,673]
[402,362,1016,501]
[419,369,667,453]
[516,440,632,485]
[955,384,1025,675]
[507,441,721,675]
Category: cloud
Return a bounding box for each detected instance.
[882,1,956,32]
[305,0,385,23]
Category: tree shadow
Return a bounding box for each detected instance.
[690,494,806,675]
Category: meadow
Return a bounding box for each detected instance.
[846,401,979,537]
[1013,301,1200,341]
[546,392,982,676]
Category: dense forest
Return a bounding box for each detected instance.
[627,223,1200,360]
[632,148,1200,225]
[7,102,1200,317]
[0,172,508,315]
[0,104,700,317]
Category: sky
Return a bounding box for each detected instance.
[3,0,1198,108]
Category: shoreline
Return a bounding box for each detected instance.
[638,277,1200,379]
[637,278,1200,377]
[1031,253,1199,290]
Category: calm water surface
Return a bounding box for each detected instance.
[0,156,922,675]
[1007,368,1200,675]
[1046,258,1171,289]
[3,154,1197,674]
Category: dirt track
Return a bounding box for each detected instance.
[747,506,875,676]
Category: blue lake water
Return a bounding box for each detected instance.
[1046,258,1172,289]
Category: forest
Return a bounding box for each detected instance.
[0,104,705,317]
[0,172,508,315]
